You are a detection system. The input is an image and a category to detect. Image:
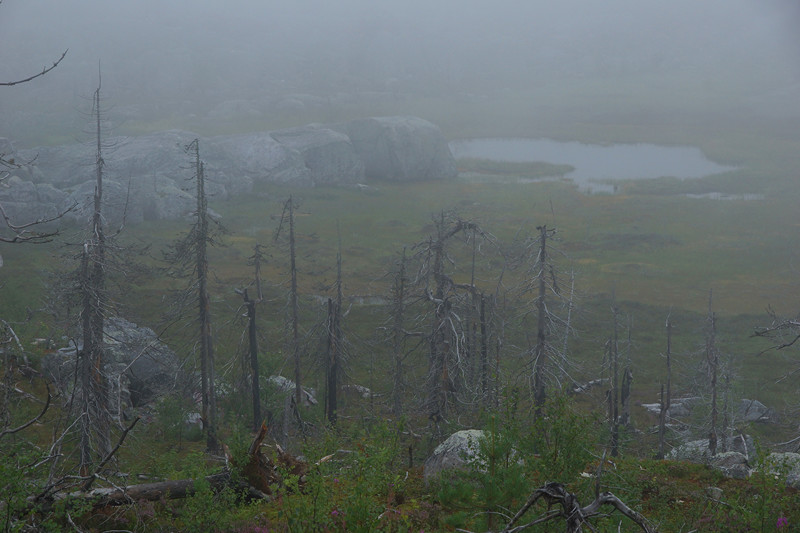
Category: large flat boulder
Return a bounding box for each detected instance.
[10,115,456,223]
[206,132,312,186]
[62,176,195,225]
[20,130,199,187]
[333,116,457,181]
[270,125,364,186]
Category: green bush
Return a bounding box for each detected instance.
[435,394,597,531]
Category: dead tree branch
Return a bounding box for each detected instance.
[0,384,50,440]
[0,49,68,86]
[501,482,656,533]
[0,198,75,244]
[81,416,140,492]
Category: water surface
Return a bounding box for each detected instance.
[450,138,736,193]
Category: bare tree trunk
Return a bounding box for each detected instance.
[188,139,218,453]
[533,225,548,412]
[391,249,407,417]
[244,291,260,430]
[241,245,264,432]
[429,217,449,420]
[274,197,302,443]
[79,84,110,474]
[479,293,489,402]
[416,213,489,420]
[721,372,730,452]
[657,315,672,459]
[287,198,301,408]
[610,296,620,457]
[561,270,575,373]
[466,231,478,388]
[621,366,632,428]
[325,297,339,425]
[494,294,503,410]
[79,249,94,475]
[706,289,718,456]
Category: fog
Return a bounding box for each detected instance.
[2,0,799,144]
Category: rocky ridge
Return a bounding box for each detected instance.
[0,116,457,227]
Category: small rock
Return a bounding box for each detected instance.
[423,429,484,481]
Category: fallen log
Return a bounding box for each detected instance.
[32,423,293,513]
[50,471,268,509]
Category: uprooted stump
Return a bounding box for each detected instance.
[501,482,656,533]
[240,422,308,494]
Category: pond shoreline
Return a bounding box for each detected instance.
[450,138,737,194]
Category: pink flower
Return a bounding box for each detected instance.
[777,517,789,528]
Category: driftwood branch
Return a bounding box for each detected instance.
[501,482,656,533]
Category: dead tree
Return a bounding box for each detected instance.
[324,239,343,426]
[607,294,620,457]
[605,301,634,452]
[490,292,506,410]
[657,315,673,459]
[532,225,549,411]
[513,224,571,413]
[390,249,409,417]
[480,289,507,411]
[479,293,490,402]
[163,139,223,452]
[501,482,656,533]
[194,140,218,452]
[621,366,633,428]
[275,196,302,409]
[706,290,718,456]
[754,310,800,352]
[78,83,112,473]
[236,244,265,431]
[753,310,800,449]
[720,371,730,453]
[413,212,488,423]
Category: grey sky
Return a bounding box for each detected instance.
[2,0,799,141]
